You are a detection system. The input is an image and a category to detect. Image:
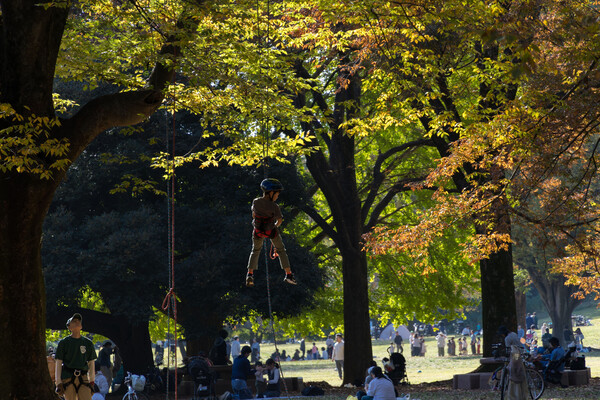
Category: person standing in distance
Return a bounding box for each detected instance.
[231,336,241,359]
[55,313,97,400]
[331,334,345,380]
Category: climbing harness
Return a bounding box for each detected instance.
[60,368,94,395]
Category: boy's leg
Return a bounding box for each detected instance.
[270,235,290,270]
[246,235,264,286]
[270,235,297,284]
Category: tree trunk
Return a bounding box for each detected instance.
[340,248,372,385]
[476,195,517,358]
[47,307,154,374]
[0,179,61,400]
[479,246,517,356]
[177,307,223,358]
[528,274,581,348]
[515,290,527,331]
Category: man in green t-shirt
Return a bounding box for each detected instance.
[55,313,98,400]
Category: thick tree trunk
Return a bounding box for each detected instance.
[0,180,61,400]
[47,307,154,374]
[180,312,224,358]
[515,290,527,330]
[479,246,517,356]
[528,275,581,348]
[476,195,517,358]
[341,253,372,385]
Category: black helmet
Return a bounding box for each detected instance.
[260,178,283,192]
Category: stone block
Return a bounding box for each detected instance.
[560,368,591,387]
[453,373,479,389]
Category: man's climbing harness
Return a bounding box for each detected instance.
[57,369,94,396]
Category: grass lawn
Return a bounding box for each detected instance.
[259,303,600,385]
[147,304,600,399]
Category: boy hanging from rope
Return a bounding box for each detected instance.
[246,178,297,287]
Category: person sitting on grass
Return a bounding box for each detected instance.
[355,362,377,400]
[264,358,282,398]
[360,367,396,400]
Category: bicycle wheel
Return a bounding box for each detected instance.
[122,393,138,400]
[499,366,509,400]
[526,368,544,400]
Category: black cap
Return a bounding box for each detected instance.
[66,313,82,327]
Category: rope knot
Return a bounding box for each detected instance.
[161,287,178,318]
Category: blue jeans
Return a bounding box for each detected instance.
[232,379,253,400]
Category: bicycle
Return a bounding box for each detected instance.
[489,344,544,400]
[122,372,150,400]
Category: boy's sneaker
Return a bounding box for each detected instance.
[246,274,254,287]
[284,273,297,285]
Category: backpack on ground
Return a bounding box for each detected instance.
[301,385,324,396]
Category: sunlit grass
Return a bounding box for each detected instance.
[257,302,600,387]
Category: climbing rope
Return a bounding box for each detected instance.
[261,242,290,397]
[162,108,179,400]
[256,0,290,395]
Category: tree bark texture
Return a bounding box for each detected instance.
[475,195,517,358]
[0,181,61,399]
[0,1,180,397]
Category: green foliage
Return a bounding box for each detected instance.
[0,107,70,178]
[42,107,324,339]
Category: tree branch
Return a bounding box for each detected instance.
[361,138,433,223]
[62,11,196,161]
[300,204,339,245]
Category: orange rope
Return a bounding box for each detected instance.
[269,241,279,260]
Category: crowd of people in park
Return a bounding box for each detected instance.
[230,333,345,399]
[208,333,341,365]
[47,309,592,400]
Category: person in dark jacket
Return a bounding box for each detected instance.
[210,329,230,365]
[231,346,254,399]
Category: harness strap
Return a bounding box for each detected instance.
[62,368,94,393]
[253,215,278,239]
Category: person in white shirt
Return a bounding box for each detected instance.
[365,367,395,400]
[498,326,525,350]
[331,334,344,379]
[231,336,241,359]
[436,332,446,356]
[91,370,109,400]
